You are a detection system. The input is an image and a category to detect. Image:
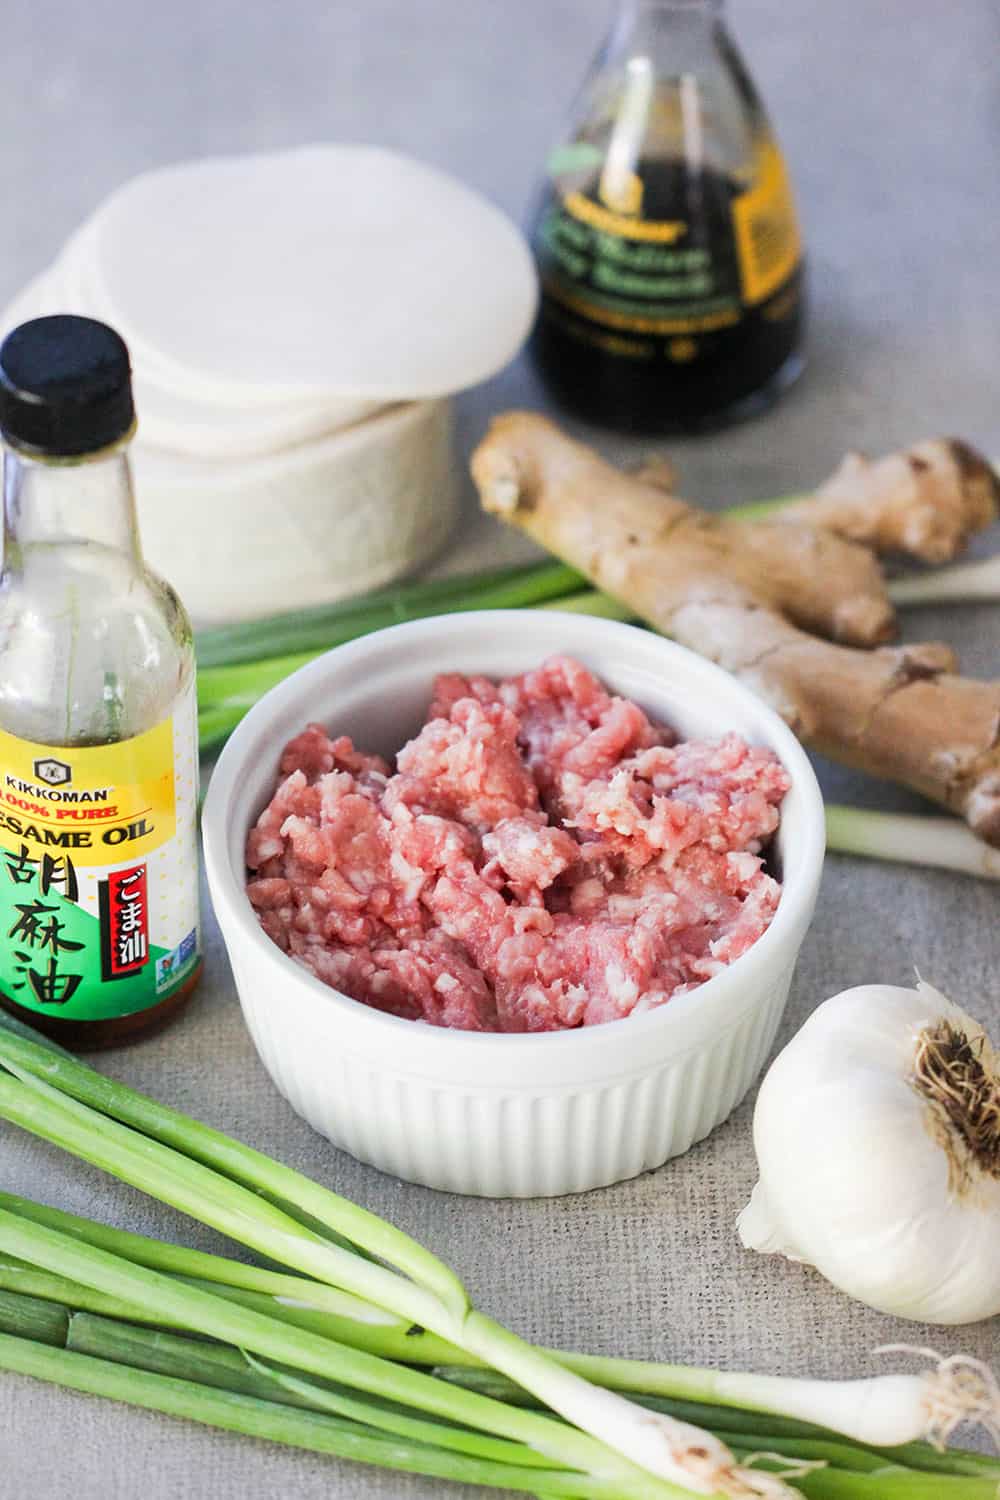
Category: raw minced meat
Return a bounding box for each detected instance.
[246,655,790,1033]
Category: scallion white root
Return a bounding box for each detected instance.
[877,1348,1000,1450]
[557,1350,1000,1453]
[462,1310,794,1498]
[888,555,1000,607]
[825,805,1000,880]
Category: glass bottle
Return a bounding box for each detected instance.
[0,315,202,1048]
[530,0,805,433]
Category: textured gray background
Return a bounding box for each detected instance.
[1,0,999,1495]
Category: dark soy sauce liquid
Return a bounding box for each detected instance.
[531,159,805,434]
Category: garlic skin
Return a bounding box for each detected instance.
[738,981,1000,1325]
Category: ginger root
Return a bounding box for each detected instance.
[471,414,1000,846]
[779,440,999,563]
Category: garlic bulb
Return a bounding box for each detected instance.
[738,980,1000,1324]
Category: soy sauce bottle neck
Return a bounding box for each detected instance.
[609,0,722,56]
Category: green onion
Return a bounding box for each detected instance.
[67,1312,559,1473]
[198,651,322,712]
[0,1202,680,1495]
[0,1333,620,1499]
[725,494,807,522]
[0,1285,68,1346]
[0,1022,769,1496]
[1,1276,995,1497]
[0,1252,170,1326]
[196,561,584,669]
[240,1350,564,1469]
[66,1310,370,1413]
[0,1238,469,1367]
[432,1370,1000,1478]
[0,1025,467,1317]
[198,703,253,756]
[541,590,634,620]
[774,1468,997,1499]
[2,1281,997,1499]
[2,1014,998,1497]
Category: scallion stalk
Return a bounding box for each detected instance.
[0,1278,991,1495]
[887,555,1000,608]
[0,1253,171,1327]
[68,1311,560,1473]
[0,1026,768,1496]
[196,561,585,670]
[6,1203,996,1488]
[0,1202,679,1496]
[2,1016,997,1496]
[0,1025,468,1318]
[0,1285,68,1346]
[0,1240,468,1367]
[0,1191,382,1314]
[198,703,252,756]
[198,651,320,711]
[824,806,1000,881]
[540,591,634,620]
[432,1370,1000,1479]
[774,1468,997,1499]
[0,1285,996,1496]
[0,1333,621,1499]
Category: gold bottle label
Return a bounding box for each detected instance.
[731,142,803,306]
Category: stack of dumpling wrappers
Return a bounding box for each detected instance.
[2,146,538,623]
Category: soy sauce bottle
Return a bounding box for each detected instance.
[530,0,805,433]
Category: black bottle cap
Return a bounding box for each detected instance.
[0,315,135,458]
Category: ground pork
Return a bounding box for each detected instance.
[246,656,790,1032]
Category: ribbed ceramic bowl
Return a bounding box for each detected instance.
[202,611,825,1197]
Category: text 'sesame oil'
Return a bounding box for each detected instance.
[530,0,806,433]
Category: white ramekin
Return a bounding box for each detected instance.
[202,612,825,1197]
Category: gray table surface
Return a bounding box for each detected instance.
[2,1,999,1495]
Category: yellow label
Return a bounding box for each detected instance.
[563,191,686,244]
[0,719,176,868]
[731,142,802,305]
[542,277,742,336]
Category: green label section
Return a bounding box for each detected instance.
[537,197,744,328]
[0,852,196,1021]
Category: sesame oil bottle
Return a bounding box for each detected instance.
[0,316,201,1048]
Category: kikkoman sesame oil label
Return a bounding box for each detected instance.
[0,684,200,1020]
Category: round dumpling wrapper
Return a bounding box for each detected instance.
[2,236,382,458]
[90,145,538,400]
